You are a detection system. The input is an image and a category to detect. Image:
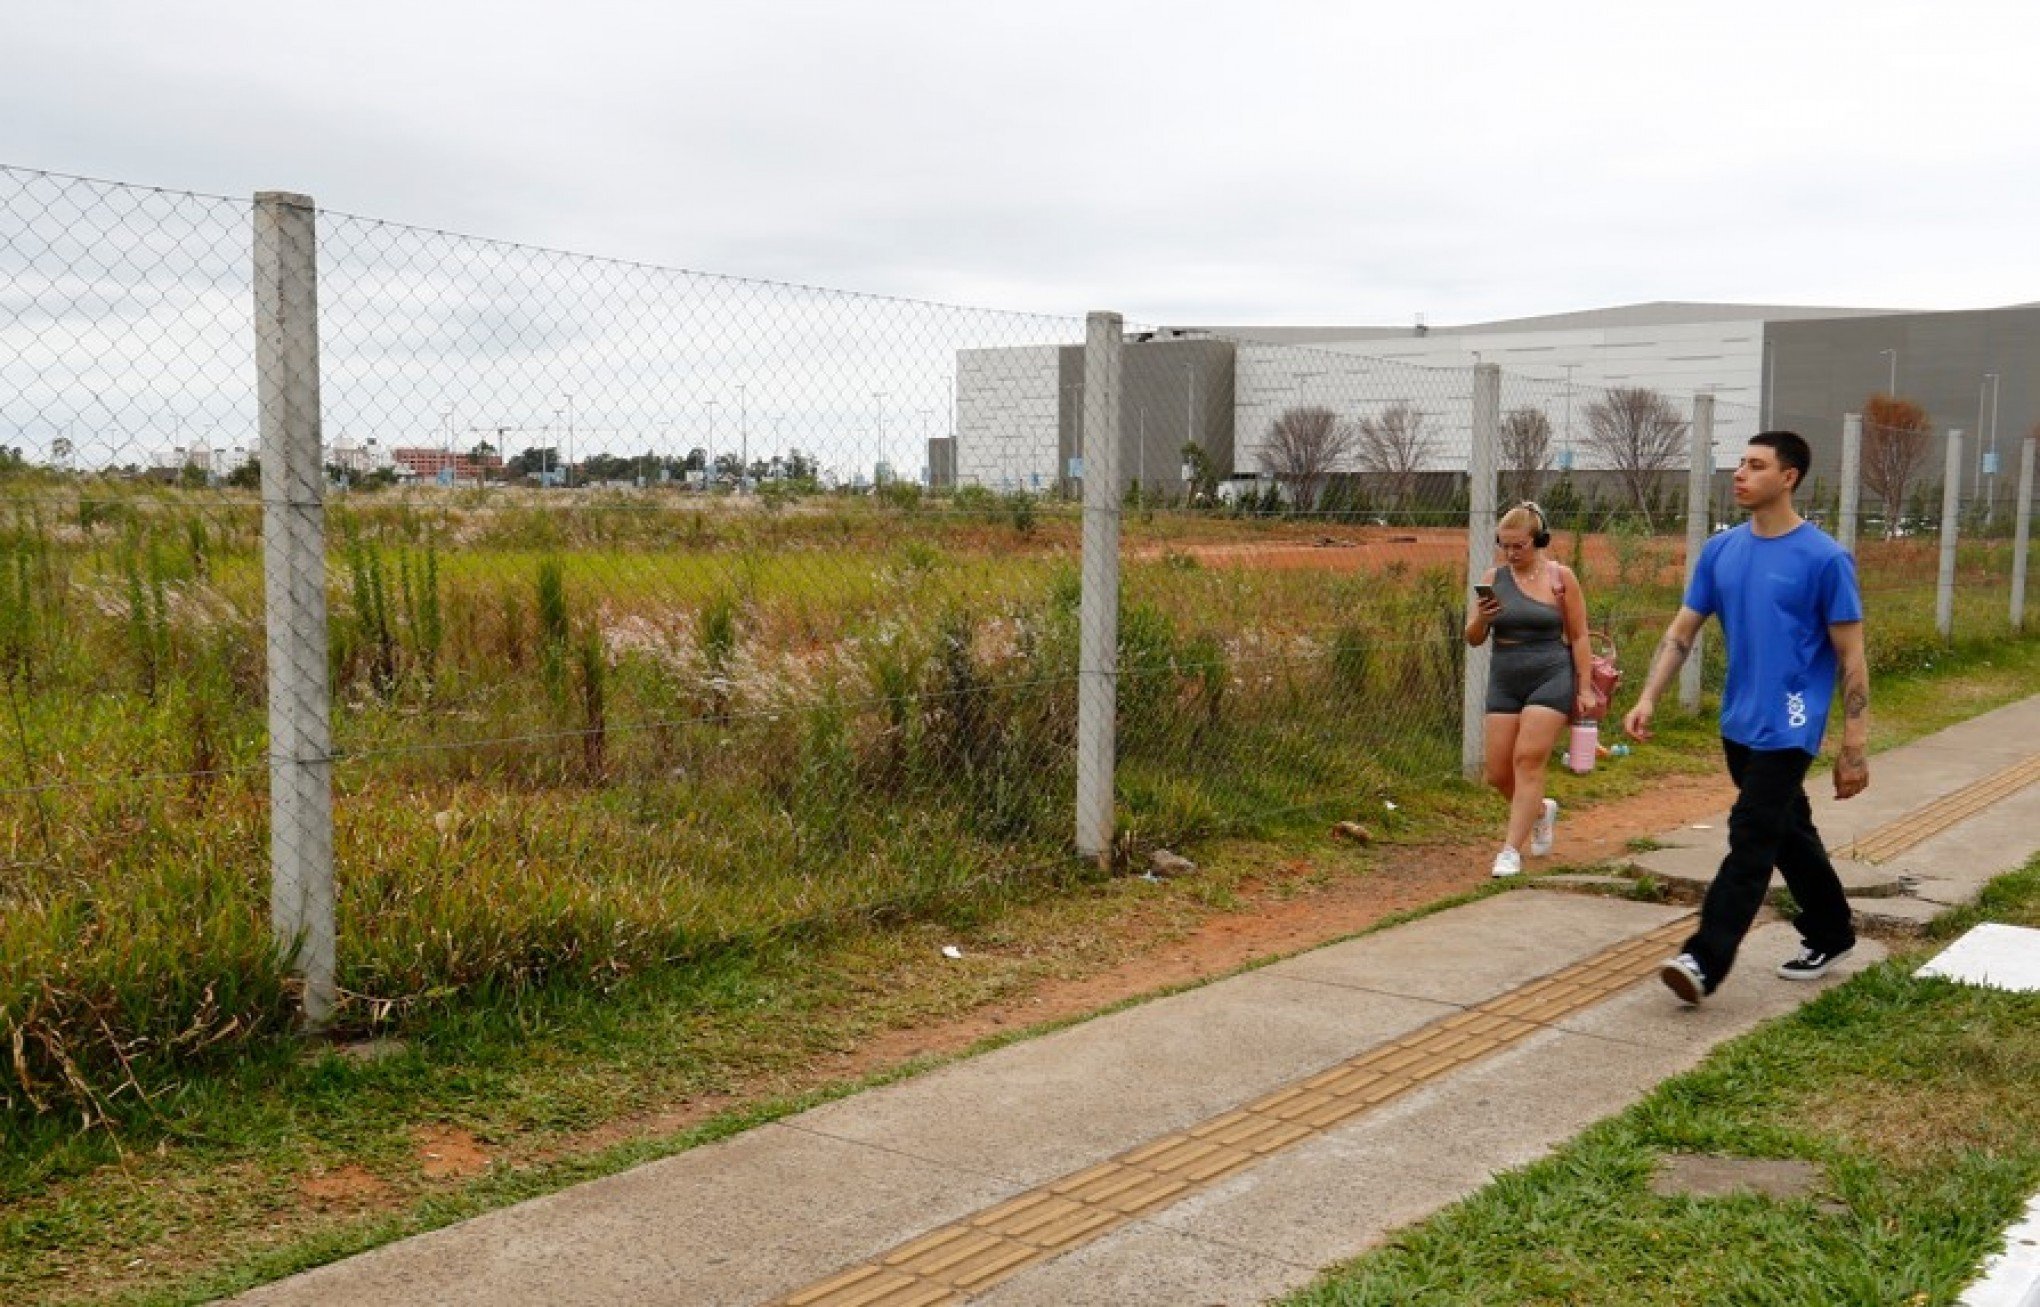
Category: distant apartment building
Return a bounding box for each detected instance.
[327,437,389,478]
[391,446,504,484]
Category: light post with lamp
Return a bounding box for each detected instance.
[1560,363,1577,471]
[562,392,574,488]
[1135,405,1148,501]
[872,391,888,487]
[1763,338,1775,428]
[701,397,719,489]
[742,385,758,491]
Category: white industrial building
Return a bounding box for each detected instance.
[951,301,2037,502]
[954,344,1063,492]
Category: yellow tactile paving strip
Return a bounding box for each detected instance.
[1837,752,2040,864]
[768,755,2040,1305]
[770,915,1695,1307]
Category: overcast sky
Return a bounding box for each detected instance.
[6,1,2038,328]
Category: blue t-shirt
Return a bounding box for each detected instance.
[1684,521,1863,755]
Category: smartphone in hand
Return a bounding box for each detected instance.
[1473,583,1496,602]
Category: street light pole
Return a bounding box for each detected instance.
[1763,338,1775,428]
[872,391,888,485]
[1562,364,1577,470]
[1880,349,1897,396]
[1983,372,2002,528]
[702,398,719,488]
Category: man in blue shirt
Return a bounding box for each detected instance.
[1623,431,1870,1003]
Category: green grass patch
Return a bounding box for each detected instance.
[1286,860,2040,1306]
[2,487,2036,1302]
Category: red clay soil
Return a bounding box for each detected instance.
[539,768,1736,1163]
[1153,525,1684,583]
[863,769,1735,1063]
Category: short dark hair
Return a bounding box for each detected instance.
[1749,430,1811,489]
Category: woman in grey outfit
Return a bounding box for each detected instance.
[1464,503,1599,877]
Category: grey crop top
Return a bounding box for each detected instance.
[1490,566,1566,645]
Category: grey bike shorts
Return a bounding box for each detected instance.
[1485,641,1574,715]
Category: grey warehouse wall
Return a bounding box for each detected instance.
[1054,338,1234,498]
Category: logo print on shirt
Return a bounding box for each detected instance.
[1785,691,1808,729]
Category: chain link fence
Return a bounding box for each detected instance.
[3,162,2035,1123]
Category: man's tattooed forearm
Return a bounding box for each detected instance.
[1844,686,1868,720]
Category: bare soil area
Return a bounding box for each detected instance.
[1151,525,1687,583]
[532,768,1735,1165]
[847,769,1733,1065]
[32,768,1735,1306]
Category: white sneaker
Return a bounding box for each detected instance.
[1660,953,1707,1005]
[1530,798,1558,857]
[1491,845,1522,878]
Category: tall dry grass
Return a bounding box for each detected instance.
[0,478,2026,1131]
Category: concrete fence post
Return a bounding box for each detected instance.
[2012,436,2035,631]
[1679,394,1714,714]
[1075,311,1122,861]
[254,192,336,1026]
[1462,363,1499,779]
[1937,429,1964,640]
[1838,413,1862,556]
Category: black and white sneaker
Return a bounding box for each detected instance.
[1660,953,1707,1005]
[1777,944,1853,981]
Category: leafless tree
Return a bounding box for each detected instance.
[1861,393,1933,535]
[1582,387,1688,530]
[1255,405,1352,511]
[1352,402,1434,515]
[1499,406,1554,506]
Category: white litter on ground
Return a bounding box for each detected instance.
[1958,1190,2040,1307]
[1914,923,2040,993]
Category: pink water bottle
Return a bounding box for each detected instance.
[1568,720,1598,774]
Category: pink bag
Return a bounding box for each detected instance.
[1583,630,1621,720]
[1549,564,1619,720]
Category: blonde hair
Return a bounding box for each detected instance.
[1497,501,1549,546]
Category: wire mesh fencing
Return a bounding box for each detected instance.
[308,210,1106,1022]
[1111,340,1481,844]
[3,161,2036,1124]
[3,166,1103,1113]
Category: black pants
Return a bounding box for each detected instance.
[1682,740,1856,991]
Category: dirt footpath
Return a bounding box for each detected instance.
[828,769,1736,1071]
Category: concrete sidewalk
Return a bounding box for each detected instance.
[235,696,2040,1307]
